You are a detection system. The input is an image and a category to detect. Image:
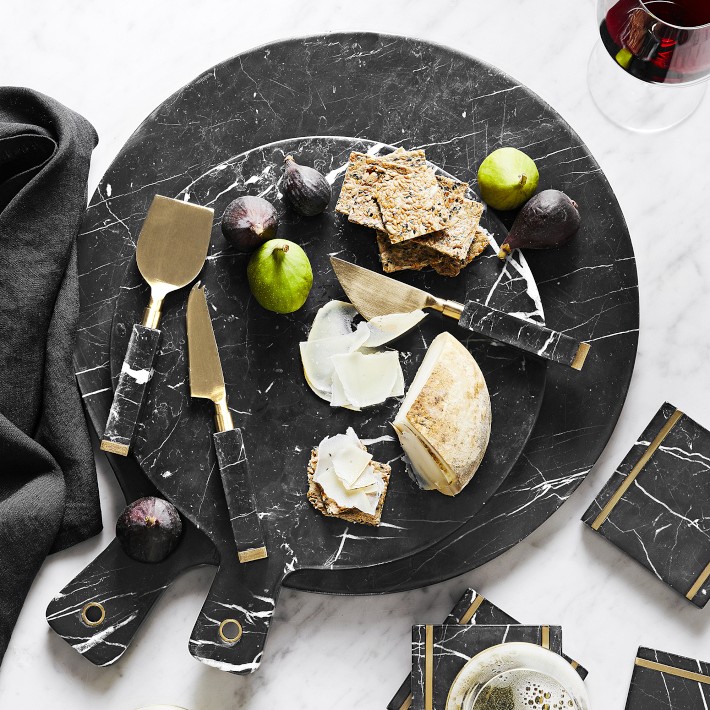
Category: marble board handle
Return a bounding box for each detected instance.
[45,537,193,666]
[213,427,268,563]
[459,301,590,370]
[189,555,284,674]
[100,323,161,456]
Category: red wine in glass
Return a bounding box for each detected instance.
[599,0,710,84]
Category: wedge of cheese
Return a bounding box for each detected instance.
[392,332,491,496]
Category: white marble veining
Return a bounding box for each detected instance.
[2,0,710,708]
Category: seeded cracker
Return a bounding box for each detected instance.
[306,448,391,527]
[417,198,484,262]
[372,159,449,243]
[335,149,425,231]
[376,231,437,273]
[431,226,490,277]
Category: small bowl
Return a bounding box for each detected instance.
[446,642,591,710]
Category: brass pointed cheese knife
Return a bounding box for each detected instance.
[330,256,590,370]
[187,282,268,563]
[101,195,214,456]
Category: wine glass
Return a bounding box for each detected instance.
[588,0,710,131]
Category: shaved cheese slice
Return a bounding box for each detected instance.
[308,300,359,342]
[390,359,405,397]
[329,371,355,409]
[333,446,373,489]
[331,350,402,409]
[313,433,383,515]
[364,310,427,347]
[348,464,380,491]
[300,322,369,398]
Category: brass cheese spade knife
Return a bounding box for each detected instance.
[101,195,213,456]
[187,283,268,563]
[330,256,590,370]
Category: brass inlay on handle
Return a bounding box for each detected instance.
[458,594,486,625]
[238,546,268,564]
[81,601,106,627]
[571,342,591,371]
[635,657,710,684]
[687,560,710,601]
[425,625,434,710]
[591,409,683,531]
[219,618,243,644]
[100,441,130,456]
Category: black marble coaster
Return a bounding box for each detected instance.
[583,402,710,608]
[626,647,710,709]
[411,624,562,710]
[388,588,586,710]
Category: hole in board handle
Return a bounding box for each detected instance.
[81,602,106,627]
[219,618,243,644]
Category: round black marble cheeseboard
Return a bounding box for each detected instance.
[108,135,546,567]
[55,32,638,668]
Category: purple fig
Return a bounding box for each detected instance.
[221,195,279,252]
[282,155,331,216]
[498,189,580,259]
[116,496,182,563]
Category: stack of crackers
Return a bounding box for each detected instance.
[335,148,489,277]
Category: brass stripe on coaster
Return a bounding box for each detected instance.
[571,342,591,371]
[398,694,413,710]
[591,409,684,531]
[570,660,579,670]
[541,626,550,650]
[687,560,710,601]
[635,657,710,684]
[100,440,130,456]
[425,625,434,710]
[459,594,486,625]
[238,546,268,563]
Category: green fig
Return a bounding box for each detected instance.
[247,238,313,313]
[478,147,539,211]
[498,189,580,259]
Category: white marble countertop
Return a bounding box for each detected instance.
[2,1,710,708]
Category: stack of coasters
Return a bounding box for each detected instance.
[335,148,488,277]
[583,402,710,607]
[411,624,562,710]
[626,647,710,708]
[387,588,587,710]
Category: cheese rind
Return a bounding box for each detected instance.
[393,332,492,496]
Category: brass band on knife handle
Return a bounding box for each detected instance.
[457,301,590,371]
[100,323,161,456]
[213,427,268,564]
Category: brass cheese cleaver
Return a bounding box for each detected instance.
[187,282,268,563]
[101,196,214,456]
[330,256,590,370]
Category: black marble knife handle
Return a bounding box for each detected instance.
[189,556,283,674]
[100,323,161,456]
[46,538,180,667]
[213,427,268,563]
[459,301,590,370]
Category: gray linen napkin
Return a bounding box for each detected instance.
[0,87,101,665]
